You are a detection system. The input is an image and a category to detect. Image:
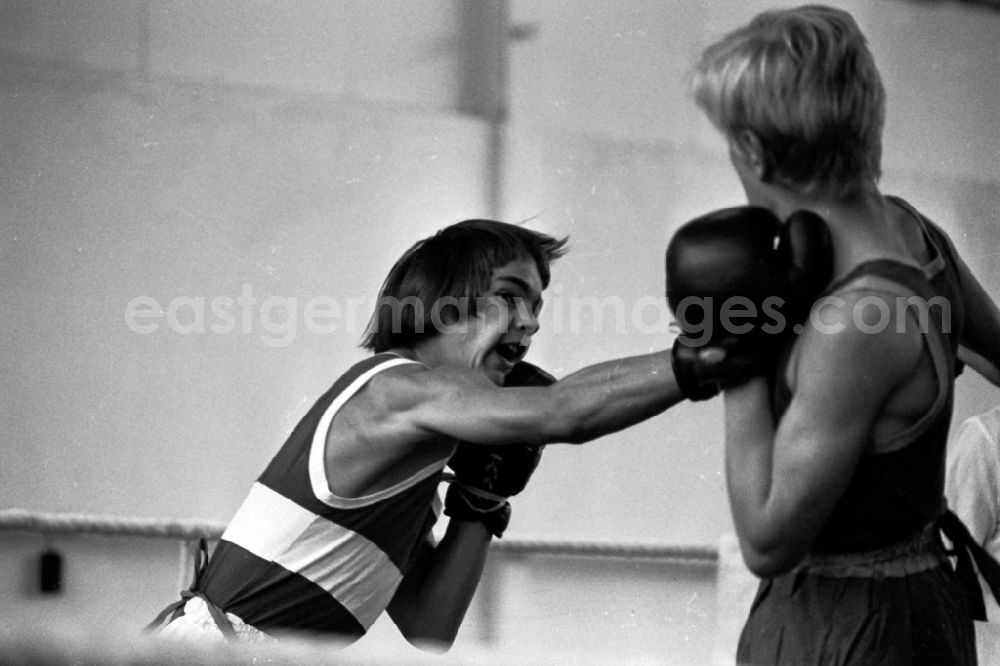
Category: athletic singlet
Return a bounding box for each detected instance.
[195,352,450,638]
[772,198,965,553]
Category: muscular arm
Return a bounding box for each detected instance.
[723,295,918,577]
[373,351,684,447]
[386,520,492,652]
[954,251,1000,385]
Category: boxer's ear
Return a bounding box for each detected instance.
[731,130,771,182]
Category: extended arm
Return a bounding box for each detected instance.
[374,350,684,447]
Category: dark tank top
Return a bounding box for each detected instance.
[772,199,965,553]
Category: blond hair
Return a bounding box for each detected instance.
[692,5,885,198]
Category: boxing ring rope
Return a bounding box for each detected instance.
[0,508,723,664]
[0,508,225,541]
[0,508,718,563]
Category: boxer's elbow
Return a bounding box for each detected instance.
[739,538,805,578]
[399,620,458,653]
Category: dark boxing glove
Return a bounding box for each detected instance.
[670,336,777,401]
[665,206,833,400]
[444,361,556,538]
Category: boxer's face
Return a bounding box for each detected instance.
[448,255,544,386]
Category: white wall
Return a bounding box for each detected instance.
[1,0,494,524]
[502,0,1000,551]
[2,1,999,663]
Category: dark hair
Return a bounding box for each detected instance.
[360,219,568,352]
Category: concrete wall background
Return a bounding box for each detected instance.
[2,1,998,663]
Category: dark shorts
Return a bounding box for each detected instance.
[737,533,977,665]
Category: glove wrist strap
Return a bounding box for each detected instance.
[444,481,511,538]
[671,338,720,401]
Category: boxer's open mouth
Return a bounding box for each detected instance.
[495,342,527,363]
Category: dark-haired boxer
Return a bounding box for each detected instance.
[148,219,706,652]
